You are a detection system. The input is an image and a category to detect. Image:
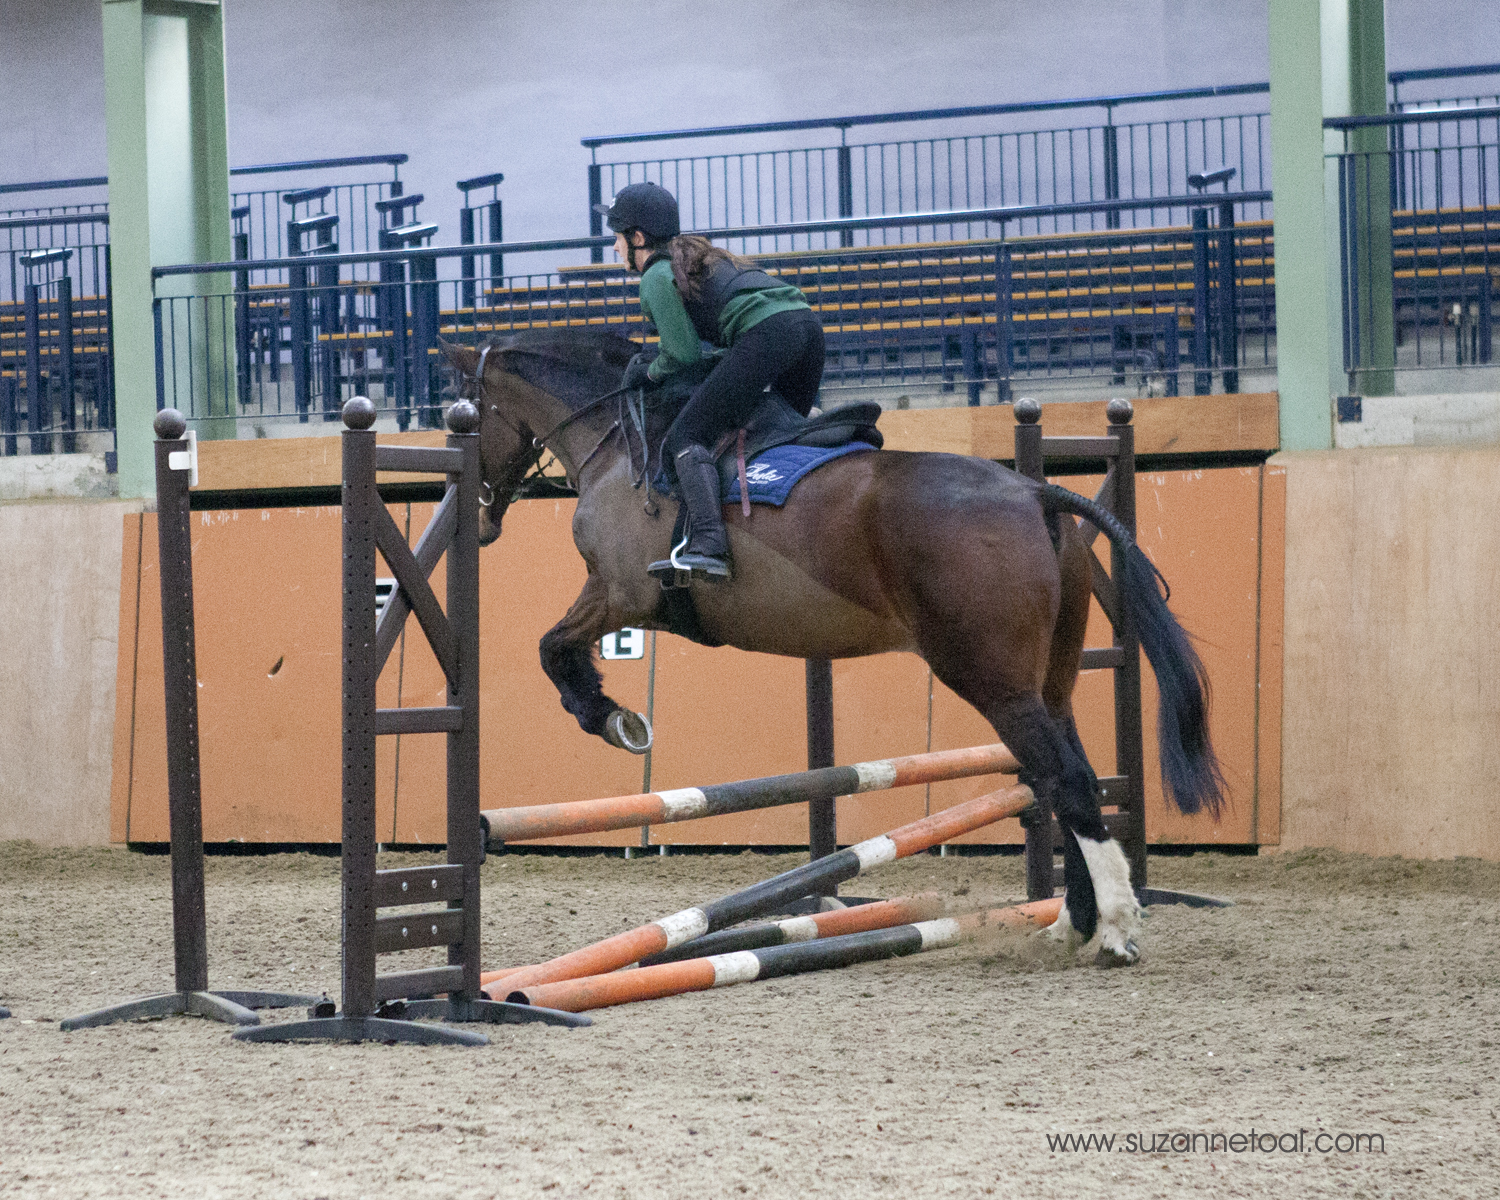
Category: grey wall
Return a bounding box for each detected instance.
[2,0,1494,258]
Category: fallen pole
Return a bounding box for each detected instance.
[505,898,1065,1013]
[480,743,1019,844]
[480,783,1033,999]
[480,892,946,986]
[636,892,945,967]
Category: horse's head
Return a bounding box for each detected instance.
[442,340,542,546]
[444,331,639,546]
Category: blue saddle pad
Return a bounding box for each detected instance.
[724,442,877,508]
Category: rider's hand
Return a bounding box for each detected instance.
[622,353,654,390]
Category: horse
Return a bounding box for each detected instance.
[442,330,1223,965]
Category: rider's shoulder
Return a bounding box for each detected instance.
[639,258,681,304]
[640,258,675,284]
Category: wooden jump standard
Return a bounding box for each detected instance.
[481,783,1034,999]
[236,398,587,1045]
[504,898,1066,1014]
[479,743,1020,844]
[61,411,320,1031]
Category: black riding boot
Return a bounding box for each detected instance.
[649,444,732,582]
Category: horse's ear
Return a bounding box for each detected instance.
[439,339,478,373]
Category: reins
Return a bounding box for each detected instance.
[467,343,654,507]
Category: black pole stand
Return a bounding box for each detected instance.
[1011,398,1230,911]
[806,657,837,884]
[234,399,586,1044]
[61,411,320,1031]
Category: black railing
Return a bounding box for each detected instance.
[457,172,504,309]
[229,154,409,262]
[151,194,1274,430]
[582,64,1500,261]
[584,84,1275,259]
[1,247,114,456]
[1327,106,1500,380]
[0,153,410,263]
[2,212,110,306]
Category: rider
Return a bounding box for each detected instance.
[595,182,824,582]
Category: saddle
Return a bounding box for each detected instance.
[641,366,884,648]
[706,394,884,495]
[642,361,884,492]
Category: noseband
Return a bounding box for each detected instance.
[466,344,547,506]
[466,344,637,501]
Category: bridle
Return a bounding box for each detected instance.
[463,344,645,507]
[465,345,544,508]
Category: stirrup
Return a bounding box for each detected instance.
[649,534,731,584]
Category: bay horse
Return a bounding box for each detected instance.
[443,330,1222,965]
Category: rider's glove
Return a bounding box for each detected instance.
[621,353,654,390]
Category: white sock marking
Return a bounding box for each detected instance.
[1073,833,1143,961]
[1045,900,1084,950]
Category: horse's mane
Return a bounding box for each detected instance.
[483,329,636,413]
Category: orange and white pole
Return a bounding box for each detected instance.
[505,898,1064,1013]
[481,783,1033,1000]
[480,892,945,987]
[480,743,1019,844]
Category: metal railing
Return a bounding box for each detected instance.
[581,64,1500,261]
[2,211,111,308]
[585,84,1274,257]
[1389,62,1500,108]
[1,247,114,455]
[1328,106,1500,383]
[457,172,504,309]
[1,153,409,264]
[229,153,409,261]
[150,194,1273,430]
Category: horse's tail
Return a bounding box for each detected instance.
[1038,482,1225,818]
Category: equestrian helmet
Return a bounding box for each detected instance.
[594,182,680,241]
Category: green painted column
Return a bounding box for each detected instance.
[1270,0,1339,451]
[1270,0,1395,450]
[103,0,234,500]
[1341,0,1396,396]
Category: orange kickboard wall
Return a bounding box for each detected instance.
[111,464,1283,847]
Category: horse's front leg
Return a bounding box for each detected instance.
[538,572,653,754]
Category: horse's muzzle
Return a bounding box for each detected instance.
[477,505,502,546]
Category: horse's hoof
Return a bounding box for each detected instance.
[603,709,653,754]
[1094,939,1139,968]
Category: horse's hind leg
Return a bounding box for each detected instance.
[979,692,1141,965]
[1020,505,1141,962]
[1049,710,1142,965]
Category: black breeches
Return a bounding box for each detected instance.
[661,308,825,467]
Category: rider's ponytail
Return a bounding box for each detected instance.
[667,235,757,301]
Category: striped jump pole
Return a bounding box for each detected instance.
[480,892,945,986]
[479,743,1019,844]
[480,783,1033,1000]
[503,898,1065,1013]
[636,892,945,967]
